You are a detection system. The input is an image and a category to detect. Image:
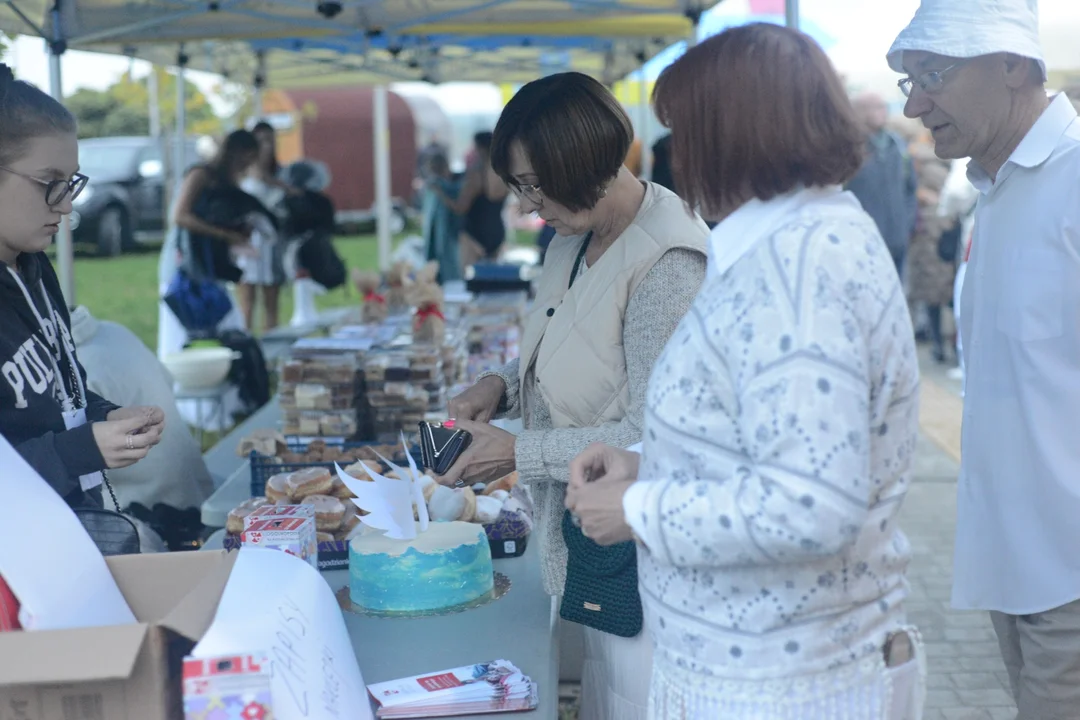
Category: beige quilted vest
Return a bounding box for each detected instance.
[519,182,708,429]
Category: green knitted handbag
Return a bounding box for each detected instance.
[559,509,643,638]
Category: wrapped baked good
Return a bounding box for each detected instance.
[330,474,356,499]
[352,269,388,324]
[226,496,271,535]
[459,486,477,523]
[287,467,333,499]
[294,383,332,411]
[385,261,413,313]
[237,429,288,458]
[412,282,445,346]
[427,484,464,522]
[301,494,347,532]
[265,473,293,503]
[426,485,477,523]
[474,495,503,525]
[335,512,363,541]
[483,471,518,496]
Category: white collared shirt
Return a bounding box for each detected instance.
[953,93,1080,614]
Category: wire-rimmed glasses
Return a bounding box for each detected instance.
[898,61,968,98]
[509,182,543,206]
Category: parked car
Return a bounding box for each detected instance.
[72,136,199,256]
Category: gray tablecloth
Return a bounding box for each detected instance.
[202,400,283,485]
[202,529,559,719]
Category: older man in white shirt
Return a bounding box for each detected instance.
[890,0,1080,716]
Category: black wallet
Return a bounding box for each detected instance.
[418,421,472,476]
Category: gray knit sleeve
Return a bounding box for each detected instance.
[514,247,707,484]
[475,357,522,420]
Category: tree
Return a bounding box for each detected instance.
[0,32,8,60]
[66,68,223,139]
[213,78,255,127]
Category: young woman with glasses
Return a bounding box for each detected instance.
[0,64,165,510]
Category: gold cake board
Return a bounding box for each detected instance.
[336,572,511,618]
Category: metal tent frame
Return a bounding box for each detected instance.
[0,0,812,300]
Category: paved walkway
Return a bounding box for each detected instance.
[902,351,1017,720]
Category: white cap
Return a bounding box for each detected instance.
[887,0,1046,82]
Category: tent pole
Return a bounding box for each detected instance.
[373,85,392,271]
[786,0,799,29]
[148,64,161,139]
[148,65,166,229]
[686,5,701,48]
[172,46,188,213]
[48,0,75,305]
[253,50,266,121]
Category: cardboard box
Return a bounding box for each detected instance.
[0,550,236,720]
[224,534,349,571]
[243,504,315,528]
[241,516,318,570]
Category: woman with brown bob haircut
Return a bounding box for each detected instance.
[443,71,709,719]
[565,25,926,718]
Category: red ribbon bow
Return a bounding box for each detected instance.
[364,291,386,304]
[414,303,445,330]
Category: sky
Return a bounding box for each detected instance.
[5,0,1078,115]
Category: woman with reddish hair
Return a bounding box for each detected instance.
[566,25,924,718]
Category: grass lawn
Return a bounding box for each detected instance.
[74,234,382,350]
[73,229,536,351]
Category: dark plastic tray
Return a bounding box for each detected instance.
[249,440,423,498]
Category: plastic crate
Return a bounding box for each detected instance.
[249,441,423,498]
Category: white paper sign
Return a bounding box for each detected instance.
[192,548,373,720]
[0,435,136,630]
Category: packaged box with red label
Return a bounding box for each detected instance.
[244,504,316,527]
[241,516,317,570]
[183,653,273,720]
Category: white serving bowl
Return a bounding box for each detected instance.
[162,348,238,390]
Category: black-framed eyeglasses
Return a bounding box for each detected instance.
[0,166,89,205]
[510,182,543,206]
[898,60,968,98]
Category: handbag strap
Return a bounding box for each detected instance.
[101,470,121,512]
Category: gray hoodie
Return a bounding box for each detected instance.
[70,307,213,511]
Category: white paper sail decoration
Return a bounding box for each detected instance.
[335,462,416,540]
[401,433,430,531]
[333,436,429,540]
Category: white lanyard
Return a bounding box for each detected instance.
[5,266,85,412]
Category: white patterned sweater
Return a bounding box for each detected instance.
[623,190,921,700]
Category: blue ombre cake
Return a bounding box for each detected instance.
[349,521,495,614]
